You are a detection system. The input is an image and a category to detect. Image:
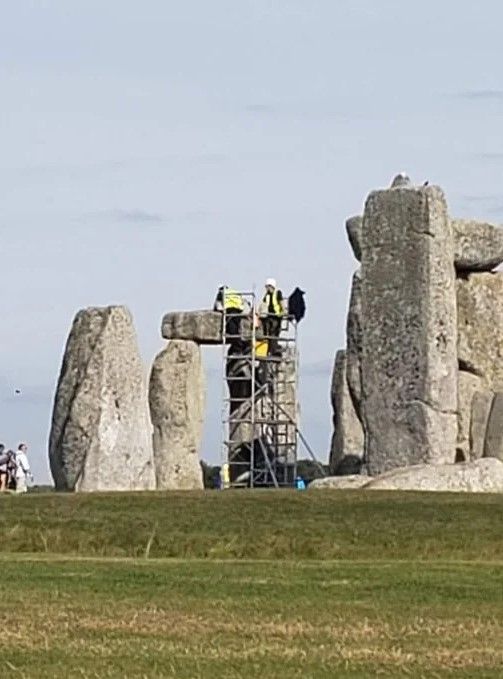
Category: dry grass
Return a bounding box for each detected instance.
[0,557,502,678]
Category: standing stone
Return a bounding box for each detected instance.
[361,185,458,475]
[149,340,204,490]
[470,390,494,460]
[49,306,155,492]
[457,272,503,390]
[329,350,364,474]
[346,270,363,421]
[457,371,482,461]
[483,393,503,461]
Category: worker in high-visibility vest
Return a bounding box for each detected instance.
[260,278,284,356]
[213,285,246,344]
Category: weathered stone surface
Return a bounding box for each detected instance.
[470,390,494,460]
[361,185,458,475]
[453,219,503,271]
[346,270,363,421]
[346,216,362,262]
[483,393,503,461]
[162,310,224,344]
[149,340,204,490]
[457,370,482,461]
[329,350,364,474]
[457,272,503,390]
[309,475,371,490]
[161,310,254,345]
[49,306,155,492]
[365,458,503,493]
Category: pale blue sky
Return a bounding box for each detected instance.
[1,0,503,482]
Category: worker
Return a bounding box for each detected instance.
[213,285,246,345]
[260,278,284,356]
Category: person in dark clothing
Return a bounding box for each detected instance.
[261,278,284,356]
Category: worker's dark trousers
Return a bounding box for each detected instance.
[225,308,242,342]
[263,315,281,355]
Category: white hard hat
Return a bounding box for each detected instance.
[265,277,277,288]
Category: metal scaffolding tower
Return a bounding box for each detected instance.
[220,290,299,488]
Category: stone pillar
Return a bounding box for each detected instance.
[345,269,363,422]
[149,340,204,490]
[361,185,458,474]
[329,350,364,475]
[49,306,156,492]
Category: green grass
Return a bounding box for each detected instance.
[1,489,503,560]
[0,490,502,677]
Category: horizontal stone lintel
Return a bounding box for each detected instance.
[161,310,256,345]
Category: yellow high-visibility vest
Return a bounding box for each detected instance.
[223,289,244,311]
[263,290,282,315]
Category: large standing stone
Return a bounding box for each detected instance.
[457,272,503,390]
[361,185,458,475]
[470,390,494,460]
[457,370,482,461]
[329,350,364,474]
[483,393,503,461]
[453,219,503,272]
[364,458,503,493]
[49,306,155,492]
[149,340,204,490]
[346,270,363,421]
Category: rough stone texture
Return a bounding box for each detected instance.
[309,475,371,490]
[457,370,482,461]
[162,310,224,344]
[329,350,364,474]
[364,458,503,493]
[345,270,363,422]
[457,272,503,390]
[49,306,155,492]
[149,340,204,490]
[453,219,503,271]
[483,393,503,461]
[161,310,254,345]
[470,390,494,460]
[346,216,362,262]
[361,185,458,475]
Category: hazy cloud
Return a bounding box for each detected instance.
[110,209,164,224]
[245,103,276,114]
[456,89,503,100]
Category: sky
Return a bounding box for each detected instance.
[2,0,503,483]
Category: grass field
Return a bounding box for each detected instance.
[1,490,502,677]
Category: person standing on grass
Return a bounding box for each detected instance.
[15,443,32,493]
[0,443,8,491]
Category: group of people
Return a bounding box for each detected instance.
[214,278,305,357]
[0,443,32,493]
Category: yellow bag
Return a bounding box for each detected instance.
[255,340,268,358]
